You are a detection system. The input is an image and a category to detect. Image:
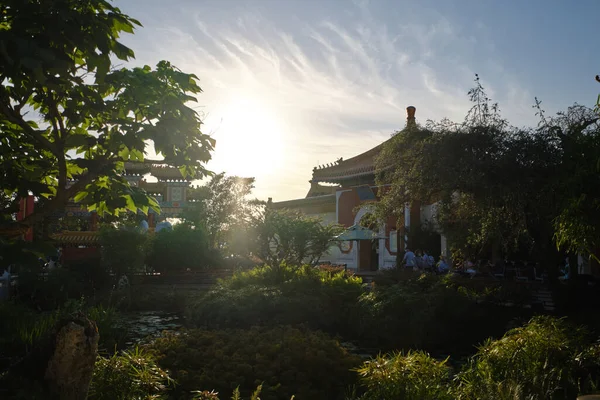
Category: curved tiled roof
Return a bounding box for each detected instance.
[309,106,417,184]
[311,142,385,183]
[124,160,189,181]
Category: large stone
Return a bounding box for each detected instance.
[44,315,99,400]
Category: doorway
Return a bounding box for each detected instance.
[356,208,381,271]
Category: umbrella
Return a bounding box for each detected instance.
[335,225,387,270]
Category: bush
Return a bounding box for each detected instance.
[361,273,528,354]
[187,264,365,337]
[90,347,173,400]
[148,325,361,400]
[66,257,112,295]
[15,265,85,310]
[147,223,220,273]
[99,225,149,278]
[88,304,128,352]
[355,351,454,400]
[189,265,528,354]
[374,268,533,306]
[0,300,126,361]
[192,385,293,400]
[455,316,600,399]
[0,302,59,358]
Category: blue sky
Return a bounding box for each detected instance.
[114,0,600,201]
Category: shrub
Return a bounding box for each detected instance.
[360,273,527,354]
[191,385,294,400]
[0,300,126,360]
[455,316,600,399]
[147,223,220,273]
[66,257,112,295]
[187,264,365,337]
[355,351,454,400]
[148,325,361,400]
[99,225,149,278]
[89,347,173,400]
[15,265,85,310]
[87,304,128,352]
[0,302,59,357]
[190,265,527,353]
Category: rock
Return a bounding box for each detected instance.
[44,315,99,400]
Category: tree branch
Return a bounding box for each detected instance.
[50,97,68,141]
[20,156,115,226]
[14,88,34,113]
[0,100,60,156]
[47,96,68,200]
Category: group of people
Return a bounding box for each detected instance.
[401,248,450,274]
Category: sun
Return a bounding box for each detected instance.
[210,96,285,179]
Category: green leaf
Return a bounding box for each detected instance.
[124,195,138,213]
[73,191,89,203]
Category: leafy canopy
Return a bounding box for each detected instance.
[252,207,343,267]
[183,173,258,251]
[376,75,600,262]
[0,0,214,221]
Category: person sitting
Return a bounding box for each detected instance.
[558,257,571,281]
[464,259,477,277]
[437,256,450,274]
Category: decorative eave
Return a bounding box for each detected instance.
[50,231,100,245]
[306,183,339,198]
[311,143,385,184]
[124,160,190,181]
[139,181,166,195]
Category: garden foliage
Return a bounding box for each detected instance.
[90,347,173,400]
[188,264,364,337]
[148,326,360,400]
[455,316,600,399]
[355,351,453,400]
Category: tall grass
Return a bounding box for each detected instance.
[0,300,126,357]
[455,316,600,399]
[354,351,453,400]
[89,347,173,400]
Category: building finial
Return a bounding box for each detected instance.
[406,106,416,128]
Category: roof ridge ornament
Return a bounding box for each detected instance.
[406,106,416,128]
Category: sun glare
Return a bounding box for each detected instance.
[211,96,285,179]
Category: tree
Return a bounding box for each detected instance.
[375,75,600,269]
[183,173,256,251]
[0,0,214,226]
[550,106,600,261]
[146,223,218,273]
[99,225,148,278]
[596,75,600,112]
[251,207,343,267]
[376,76,543,261]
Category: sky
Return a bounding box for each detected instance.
[114,0,600,201]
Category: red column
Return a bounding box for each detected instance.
[90,212,98,231]
[148,213,156,230]
[17,195,34,241]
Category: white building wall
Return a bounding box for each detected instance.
[420,203,437,226]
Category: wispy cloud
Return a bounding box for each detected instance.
[119,0,535,201]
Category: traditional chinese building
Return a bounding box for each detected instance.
[44,160,202,263]
[269,107,448,271]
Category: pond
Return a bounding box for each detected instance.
[117,311,184,347]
